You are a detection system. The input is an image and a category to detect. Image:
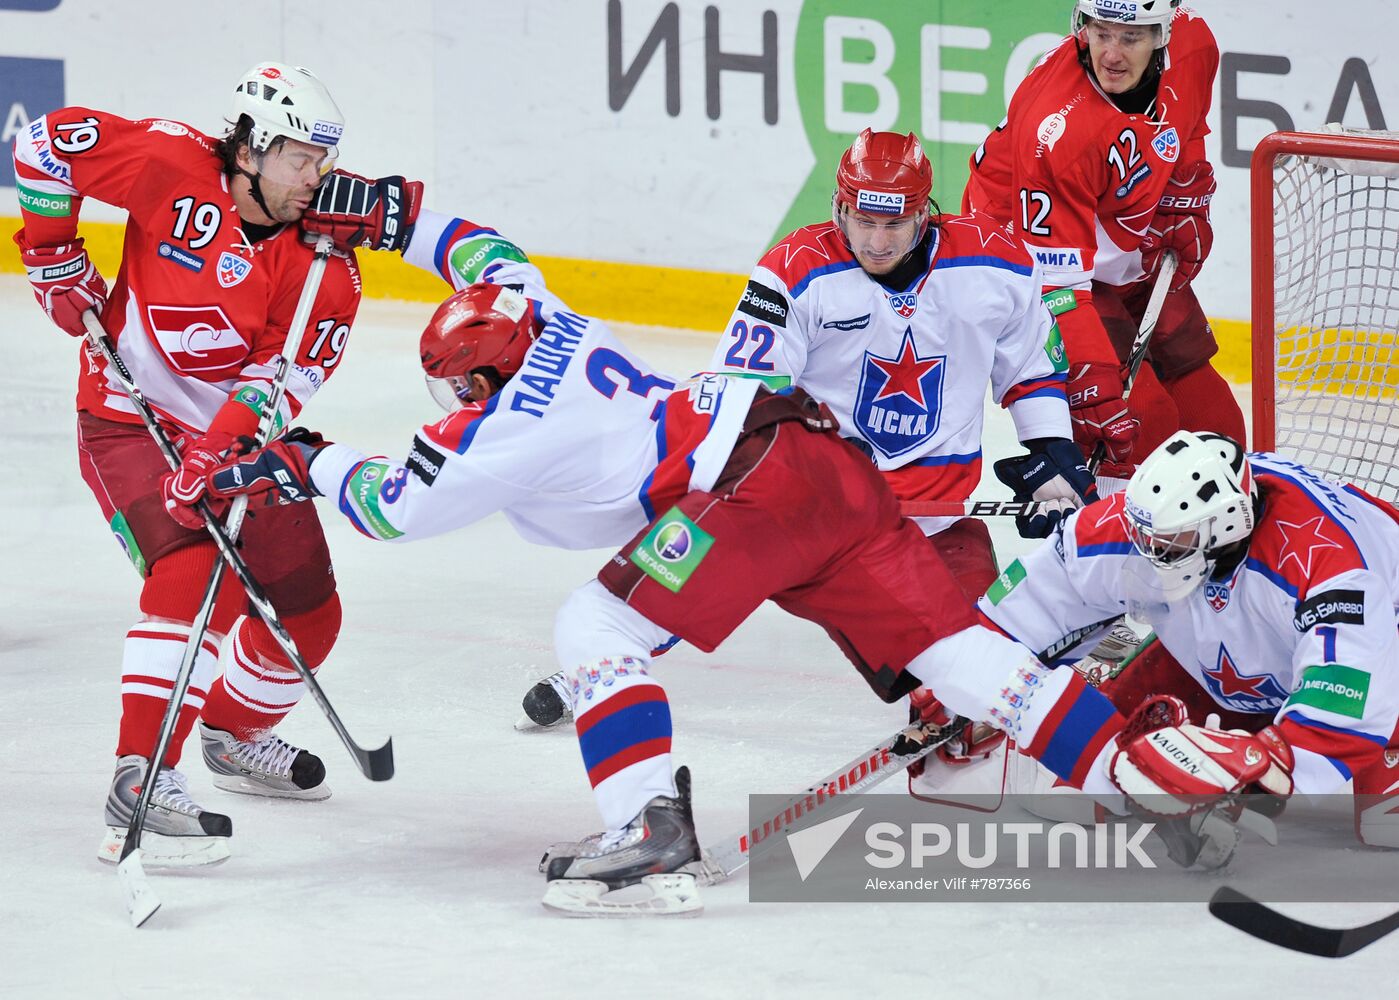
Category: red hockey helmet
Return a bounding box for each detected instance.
[420,283,538,408]
[833,129,933,220]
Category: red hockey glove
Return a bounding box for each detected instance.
[206,428,329,506]
[1140,160,1215,291]
[20,239,108,337]
[1067,362,1140,465]
[1108,695,1294,817]
[161,430,237,530]
[901,687,1006,777]
[303,170,423,254]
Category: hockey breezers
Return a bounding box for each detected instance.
[1209,887,1399,958]
[693,716,966,885]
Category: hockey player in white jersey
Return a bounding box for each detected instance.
[202,210,1316,904]
[515,129,1099,757]
[982,430,1399,848]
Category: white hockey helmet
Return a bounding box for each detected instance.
[1122,431,1258,601]
[228,61,345,156]
[1072,0,1181,48]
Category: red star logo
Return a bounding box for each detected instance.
[1205,648,1271,698]
[941,217,1019,253]
[869,332,941,407]
[1275,515,1344,577]
[768,227,834,272]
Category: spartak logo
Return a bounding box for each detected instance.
[145,304,249,372]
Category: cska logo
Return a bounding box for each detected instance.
[854,330,945,459]
[217,252,253,289]
[1204,581,1231,613]
[889,292,917,318]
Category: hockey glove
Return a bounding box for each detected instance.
[206,428,329,506]
[1067,361,1139,466]
[901,686,1006,778]
[161,430,237,530]
[20,239,108,337]
[303,170,424,254]
[1140,160,1215,291]
[1108,695,1294,818]
[993,438,1099,538]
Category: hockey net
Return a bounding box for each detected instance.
[1252,126,1399,503]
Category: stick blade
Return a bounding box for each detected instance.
[1209,887,1345,958]
[118,851,161,928]
[355,738,395,781]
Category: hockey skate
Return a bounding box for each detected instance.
[514,671,574,732]
[542,766,703,917]
[199,722,330,800]
[99,754,232,868]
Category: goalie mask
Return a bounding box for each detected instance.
[1123,431,1259,601]
[420,283,540,410]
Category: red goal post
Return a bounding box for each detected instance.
[1250,127,1399,502]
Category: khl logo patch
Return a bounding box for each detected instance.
[217,252,253,289]
[1204,581,1231,613]
[889,292,917,318]
[1152,127,1180,163]
[854,330,945,459]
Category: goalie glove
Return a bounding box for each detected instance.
[1108,695,1294,817]
[1140,160,1215,291]
[205,428,330,506]
[993,438,1099,538]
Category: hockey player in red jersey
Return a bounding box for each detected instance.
[12,61,419,866]
[965,1,1245,488]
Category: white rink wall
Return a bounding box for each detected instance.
[3,0,1398,323]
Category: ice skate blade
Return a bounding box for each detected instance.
[541,873,703,917]
[210,773,332,801]
[98,828,231,869]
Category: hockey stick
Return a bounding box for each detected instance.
[1209,887,1399,958]
[1087,249,1178,475]
[694,717,965,885]
[900,499,1050,518]
[85,240,385,926]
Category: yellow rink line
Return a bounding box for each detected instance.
[2,216,1257,381]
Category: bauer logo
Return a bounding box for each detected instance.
[1152,127,1180,163]
[856,189,905,215]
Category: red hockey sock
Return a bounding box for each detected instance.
[116,621,221,768]
[200,596,341,740]
[1162,364,1247,447]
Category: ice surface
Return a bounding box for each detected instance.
[1,277,1387,998]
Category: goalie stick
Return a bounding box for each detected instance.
[1209,886,1399,958]
[693,717,965,885]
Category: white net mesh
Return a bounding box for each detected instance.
[1270,126,1399,502]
